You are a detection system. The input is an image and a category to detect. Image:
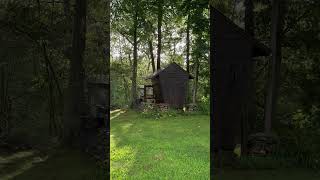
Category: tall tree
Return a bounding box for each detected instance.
[189,1,208,104]
[64,0,87,144]
[245,0,254,36]
[131,6,139,108]
[113,0,146,109]
[105,0,111,173]
[157,0,163,70]
[192,58,199,104]
[148,38,156,72]
[185,1,191,73]
[242,0,254,156]
[264,0,285,134]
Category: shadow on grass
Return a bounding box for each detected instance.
[213,168,320,180]
[12,149,106,180]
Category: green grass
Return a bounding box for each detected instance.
[213,168,320,180]
[12,149,106,180]
[110,110,210,180]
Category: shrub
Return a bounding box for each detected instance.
[196,96,210,115]
[271,106,320,170]
[141,104,182,119]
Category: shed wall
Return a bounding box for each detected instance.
[152,64,190,108]
[211,9,252,151]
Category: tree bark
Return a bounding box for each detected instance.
[105,0,111,175]
[64,0,87,145]
[157,0,163,70]
[186,16,190,73]
[105,0,110,113]
[192,60,199,104]
[148,39,156,73]
[242,0,254,156]
[186,0,191,73]
[131,10,138,109]
[63,0,71,20]
[264,0,284,134]
[245,0,254,37]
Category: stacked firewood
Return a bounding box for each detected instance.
[247,133,278,156]
[186,103,197,112]
[157,103,169,111]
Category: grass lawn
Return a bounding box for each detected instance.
[213,168,320,180]
[110,110,210,179]
[12,149,106,180]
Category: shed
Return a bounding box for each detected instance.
[86,74,109,123]
[210,8,270,152]
[145,63,193,109]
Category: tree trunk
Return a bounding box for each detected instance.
[186,20,190,73]
[264,0,284,134]
[0,63,10,139]
[186,6,190,73]
[131,11,138,109]
[242,0,254,156]
[105,0,111,174]
[192,60,199,104]
[64,0,87,145]
[245,0,254,37]
[184,0,192,106]
[119,40,130,104]
[105,0,110,114]
[148,39,156,73]
[245,0,255,135]
[42,42,60,138]
[157,0,163,70]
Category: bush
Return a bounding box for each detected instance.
[271,106,320,170]
[197,96,210,115]
[141,104,182,119]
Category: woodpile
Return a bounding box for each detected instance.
[156,103,169,111]
[247,133,278,156]
[140,102,169,112]
[186,103,197,112]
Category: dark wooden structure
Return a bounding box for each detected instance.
[210,8,270,153]
[86,74,109,127]
[0,63,10,140]
[80,74,109,162]
[143,62,193,109]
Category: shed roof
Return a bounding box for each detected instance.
[212,8,270,57]
[146,62,194,80]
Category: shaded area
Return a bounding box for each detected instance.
[214,168,320,180]
[11,149,105,180]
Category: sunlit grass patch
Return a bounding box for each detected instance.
[110,110,210,179]
[111,109,127,120]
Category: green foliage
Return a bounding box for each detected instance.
[141,105,182,119]
[266,104,320,170]
[197,95,210,115]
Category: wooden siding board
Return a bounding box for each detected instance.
[212,8,252,151]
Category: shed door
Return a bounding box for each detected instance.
[167,81,186,108]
